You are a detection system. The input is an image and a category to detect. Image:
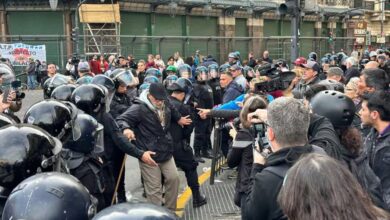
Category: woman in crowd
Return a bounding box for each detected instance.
[278,153,389,220]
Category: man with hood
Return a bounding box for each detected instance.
[116,83,192,211]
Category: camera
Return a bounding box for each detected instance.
[70,57,80,65]
[251,122,270,151]
[11,80,25,101]
[254,71,296,93]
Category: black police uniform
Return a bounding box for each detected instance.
[208,78,222,106]
[95,111,145,204]
[168,95,206,207]
[110,92,133,119]
[193,81,214,158]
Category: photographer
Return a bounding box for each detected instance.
[244,97,326,220]
[0,63,22,119]
[227,95,268,219]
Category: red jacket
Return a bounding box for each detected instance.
[89,60,100,74]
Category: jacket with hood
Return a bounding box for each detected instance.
[292,76,321,99]
[223,80,243,104]
[116,90,182,163]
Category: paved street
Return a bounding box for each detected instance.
[15,88,212,204]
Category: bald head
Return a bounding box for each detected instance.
[365,61,379,69]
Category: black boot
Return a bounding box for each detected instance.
[201,149,213,159]
[192,188,207,208]
[194,150,205,163]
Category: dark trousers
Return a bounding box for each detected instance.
[194,118,212,152]
[221,129,231,158]
[240,192,248,220]
[173,146,200,191]
[111,151,126,202]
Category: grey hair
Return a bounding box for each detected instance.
[267,97,310,147]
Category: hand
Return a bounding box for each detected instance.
[253,148,267,165]
[141,151,158,166]
[197,108,210,119]
[123,128,136,140]
[291,76,300,87]
[0,94,11,112]
[8,91,16,101]
[178,115,192,127]
[247,109,267,124]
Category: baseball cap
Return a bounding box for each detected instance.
[149,83,168,100]
[78,61,90,72]
[301,60,320,72]
[293,57,307,66]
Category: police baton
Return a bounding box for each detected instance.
[111,154,127,205]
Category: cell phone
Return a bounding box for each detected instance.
[2,88,9,103]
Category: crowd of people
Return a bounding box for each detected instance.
[0,46,389,219]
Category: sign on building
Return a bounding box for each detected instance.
[0,43,46,66]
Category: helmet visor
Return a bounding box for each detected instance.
[93,123,104,154]
[116,71,135,87]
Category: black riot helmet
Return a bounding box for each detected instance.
[218,63,230,74]
[173,77,193,104]
[51,84,77,102]
[308,52,318,61]
[145,68,163,82]
[109,68,136,89]
[43,74,70,99]
[310,90,356,128]
[92,75,115,112]
[194,66,208,81]
[243,66,255,79]
[92,202,177,220]
[163,75,178,89]
[0,124,62,189]
[178,64,192,79]
[23,100,77,140]
[63,113,104,154]
[0,113,17,128]
[208,63,219,79]
[3,172,97,220]
[71,84,106,115]
[0,63,15,85]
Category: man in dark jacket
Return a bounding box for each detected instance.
[219,70,243,157]
[220,71,243,104]
[26,58,36,90]
[360,91,390,209]
[244,97,326,220]
[292,60,321,99]
[168,82,207,208]
[116,83,191,211]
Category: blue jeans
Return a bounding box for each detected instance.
[27,74,36,90]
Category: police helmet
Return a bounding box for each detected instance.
[43,74,70,99]
[0,113,17,128]
[173,77,193,104]
[144,76,159,84]
[218,63,230,73]
[320,57,330,64]
[228,52,239,60]
[178,64,192,79]
[0,124,62,189]
[139,83,151,94]
[145,68,162,82]
[63,113,104,155]
[92,75,115,93]
[23,100,76,139]
[324,53,332,60]
[359,58,370,69]
[376,49,384,55]
[330,55,338,62]
[110,68,136,89]
[93,202,177,220]
[3,172,97,220]
[208,64,219,79]
[243,66,254,78]
[51,84,77,102]
[318,79,345,92]
[194,66,208,81]
[0,63,15,85]
[71,84,106,115]
[76,76,93,85]
[369,51,377,58]
[310,90,355,128]
[308,52,317,61]
[163,75,178,89]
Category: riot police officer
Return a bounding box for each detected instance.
[109,68,136,119]
[3,172,97,220]
[71,83,156,204]
[62,113,107,211]
[208,64,222,106]
[51,84,77,102]
[193,66,214,161]
[167,79,207,208]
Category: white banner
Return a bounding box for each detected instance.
[0,43,46,66]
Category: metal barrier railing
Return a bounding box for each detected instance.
[209,119,225,185]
